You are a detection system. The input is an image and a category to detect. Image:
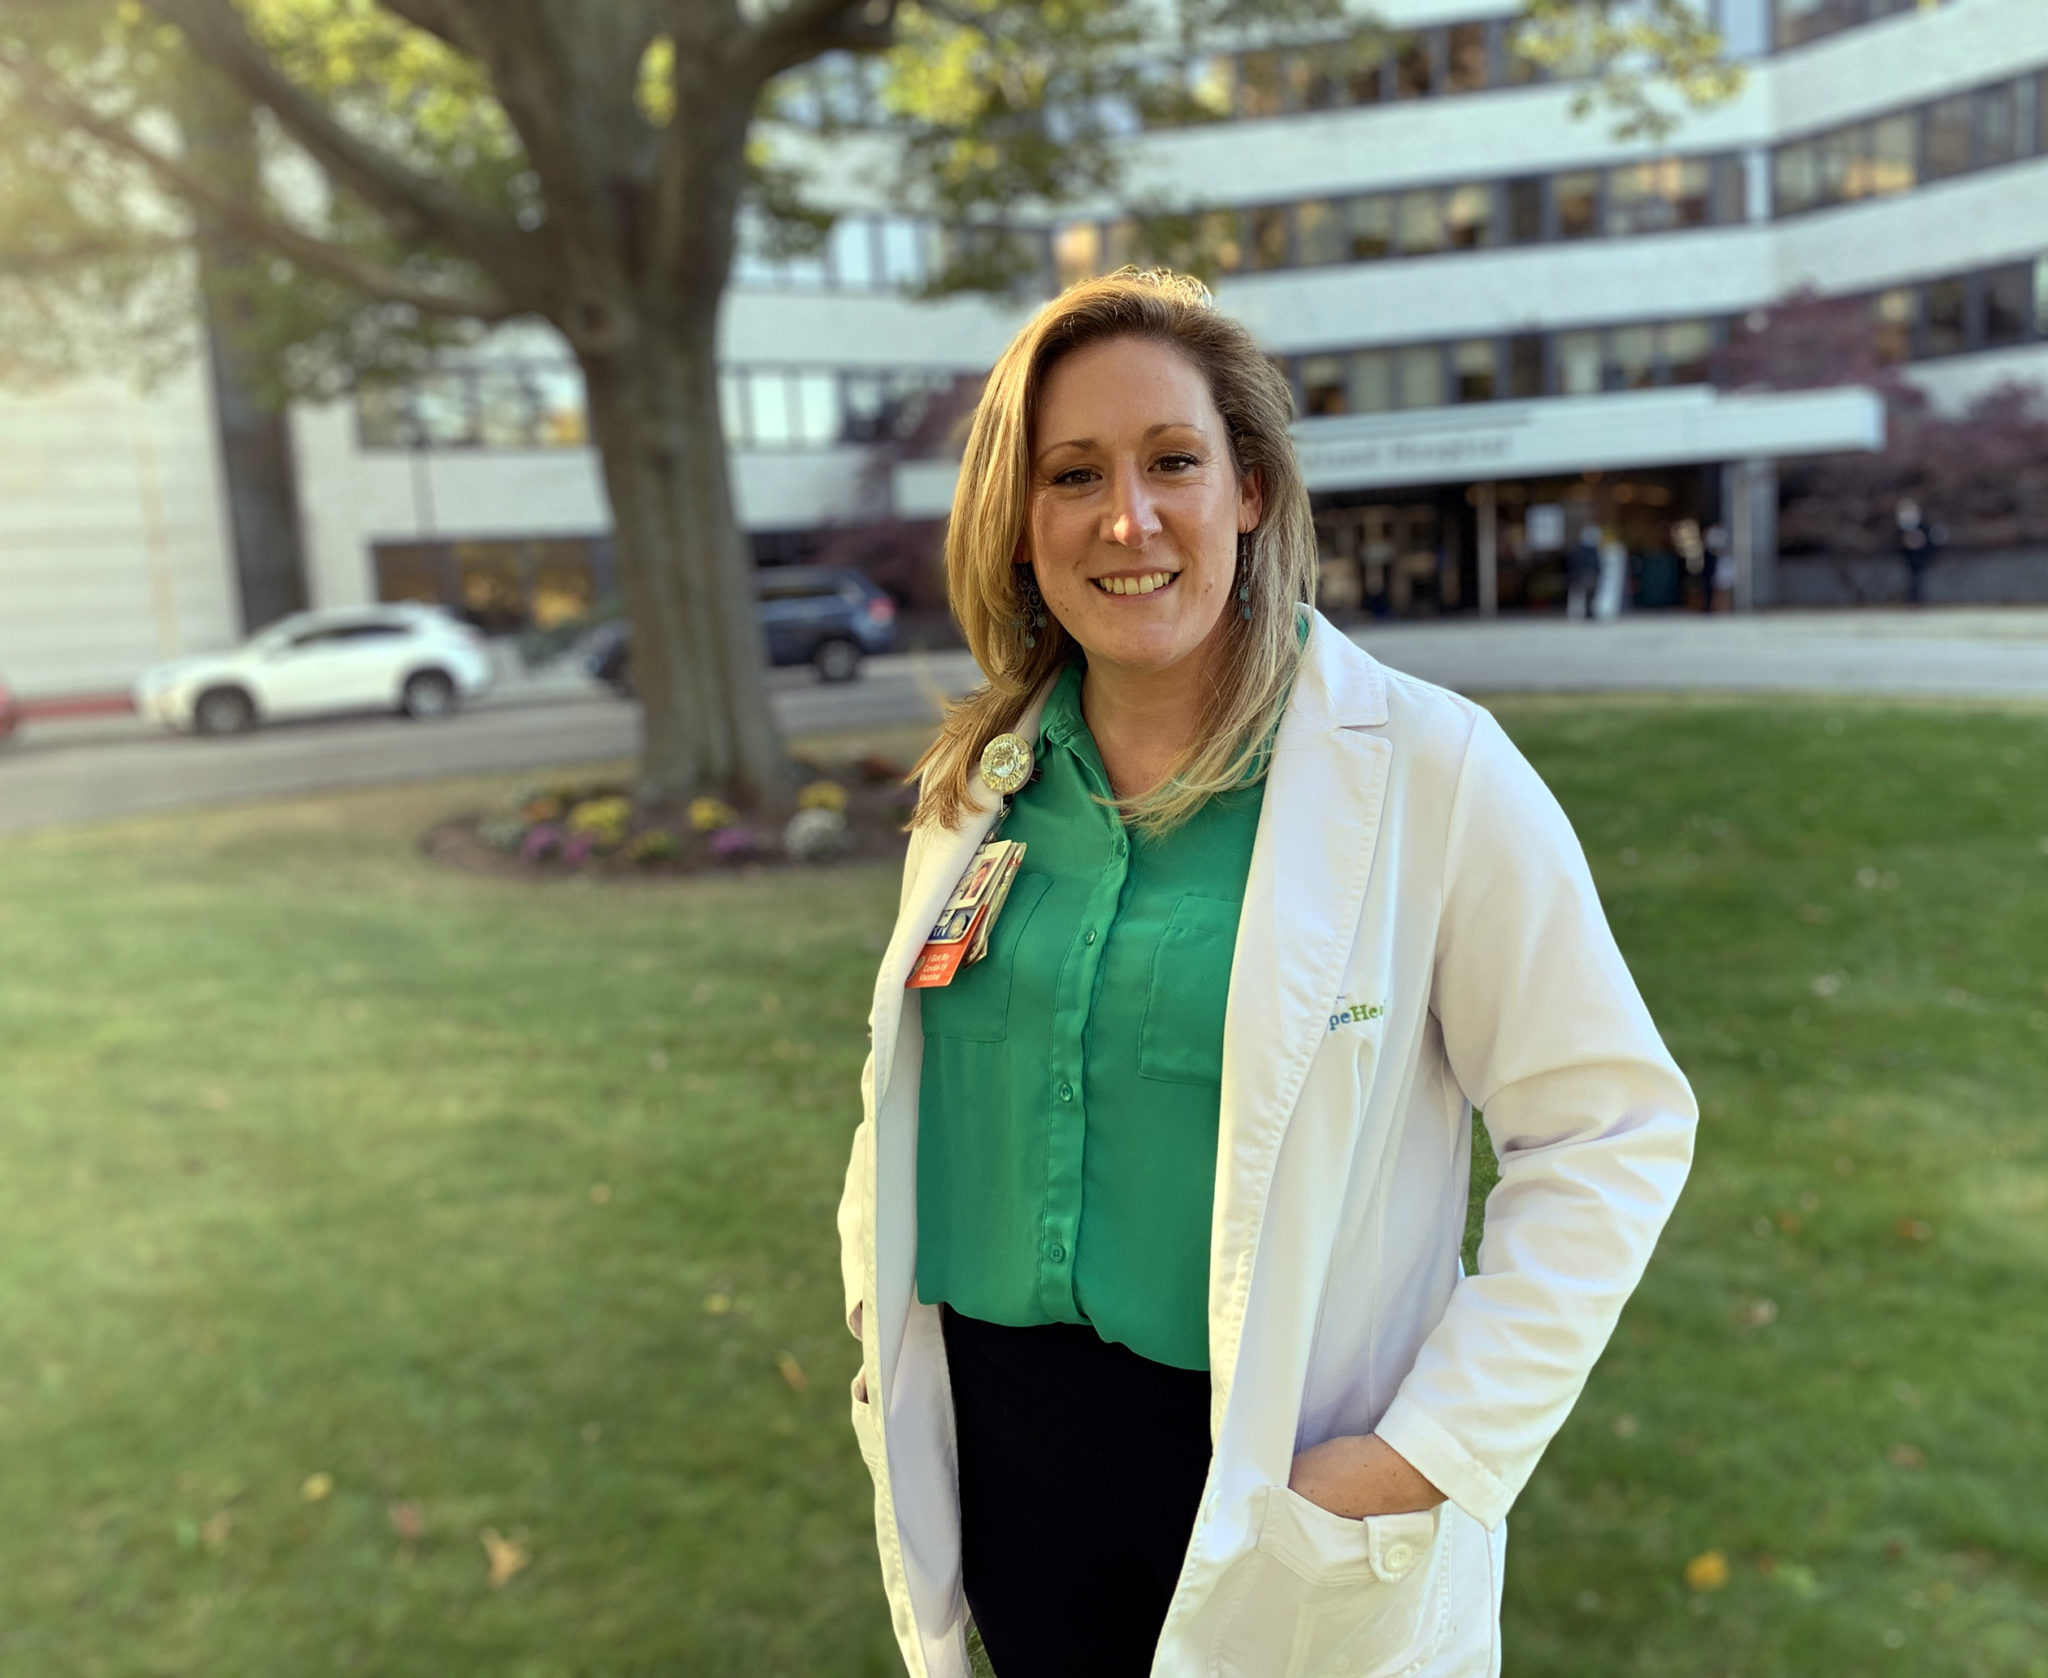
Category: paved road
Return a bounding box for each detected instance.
[5,609,2045,836]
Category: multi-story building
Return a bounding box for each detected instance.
[4,0,2043,701]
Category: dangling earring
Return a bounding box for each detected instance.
[1010,563,1049,648]
[1236,532,1254,620]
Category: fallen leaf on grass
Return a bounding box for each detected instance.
[1774,1210,1802,1235]
[388,1500,422,1543]
[589,1182,612,1205]
[1895,1216,1933,1243]
[1887,1443,1926,1470]
[200,1511,232,1552]
[1737,1298,1779,1327]
[1684,1551,1729,1592]
[480,1526,529,1588]
[776,1351,808,1392]
[1611,1414,1640,1439]
[300,1472,333,1504]
[703,1293,731,1315]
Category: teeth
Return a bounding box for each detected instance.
[1095,571,1173,596]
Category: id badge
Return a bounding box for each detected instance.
[906,838,1026,988]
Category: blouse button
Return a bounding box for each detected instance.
[1048,1243,1067,1263]
[1084,930,1097,944]
[1382,1541,1417,1577]
[1058,1082,1073,1101]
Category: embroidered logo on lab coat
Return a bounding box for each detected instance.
[1328,1001,1386,1032]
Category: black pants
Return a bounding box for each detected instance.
[941,1305,1213,1678]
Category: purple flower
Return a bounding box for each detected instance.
[521,822,563,863]
[708,824,761,862]
[562,831,598,867]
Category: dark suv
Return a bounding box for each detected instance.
[585,566,898,693]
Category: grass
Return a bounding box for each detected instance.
[0,699,2044,1676]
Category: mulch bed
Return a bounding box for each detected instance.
[419,761,917,883]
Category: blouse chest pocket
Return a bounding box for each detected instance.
[1137,892,1245,1087]
[916,871,1052,1044]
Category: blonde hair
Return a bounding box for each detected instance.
[910,268,1316,835]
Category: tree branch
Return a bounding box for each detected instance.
[367,0,488,58]
[0,233,187,279]
[745,0,898,81]
[136,0,522,270]
[0,47,514,321]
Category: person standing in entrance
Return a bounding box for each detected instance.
[1565,523,1602,618]
[839,269,1696,1677]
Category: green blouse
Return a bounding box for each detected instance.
[915,660,1266,1370]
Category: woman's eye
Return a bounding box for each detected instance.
[1155,453,1200,472]
[1051,467,1097,486]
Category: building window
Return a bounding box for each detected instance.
[1348,349,1395,413]
[1774,141,1821,217]
[1444,184,1494,249]
[1053,222,1101,287]
[1605,157,1714,234]
[1396,189,1446,256]
[1662,321,1717,384]
[1238,49,1287,118]
[1556,330,1603,396]
[1300,354,1349,415]
[1605,324,1659,390]
[1249,204,1292,270]
[1393,32,1434,100]
[1859,114,1918,198]
[1445,23,1488,94]
[1554,171,1601,239]
[1924,94,1974,180]
[1872,289,1914,363]
[1982,265,2034,347]
[1394,345,1444,409]
[1776,0,1863,51]
[1505,177,1544,244]
[1296,199,1345,266]
[1452,338,1496,402]
[1506,333,1546,398]
[1921,276,1968,356]
[1347,195,1395,260]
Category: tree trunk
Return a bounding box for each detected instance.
[580,306,788,812]
[177,71,309,634]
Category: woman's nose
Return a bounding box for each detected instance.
[1104,462,1161,548]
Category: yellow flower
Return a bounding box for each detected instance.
[1684,1550,1729,1592]
[798,780,848,813]
[567,797,632,840]
[688,796,738,833]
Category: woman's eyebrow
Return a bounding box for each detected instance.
[1034,422,1204,467]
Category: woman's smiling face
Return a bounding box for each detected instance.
[1025,335,1262,682]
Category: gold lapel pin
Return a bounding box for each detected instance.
[978,732,1034,796]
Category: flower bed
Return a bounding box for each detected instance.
[422,755,917,881]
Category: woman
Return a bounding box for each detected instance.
[838,270,1696,1678]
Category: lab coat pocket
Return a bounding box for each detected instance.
[1210,1487,1450,1678]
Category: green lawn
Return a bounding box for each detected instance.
[1,699,2045,1676]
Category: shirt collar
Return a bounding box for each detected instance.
[1036,658,1088,751]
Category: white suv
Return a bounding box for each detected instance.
[133,605,496,736]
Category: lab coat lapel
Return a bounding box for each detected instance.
[867,677,1060,1111]
[1209,614,1391,1418]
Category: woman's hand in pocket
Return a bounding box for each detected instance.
[1288,1434,1445,1520]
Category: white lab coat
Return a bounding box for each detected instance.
[838,610,1696,1677]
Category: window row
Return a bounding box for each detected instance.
[1774,68,2047,217]
[1772,0,1949,52]
[356,363,960,453]
[1286,319,1726,418]
[1054,153,1748,287]
[1278,255,2048,421]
